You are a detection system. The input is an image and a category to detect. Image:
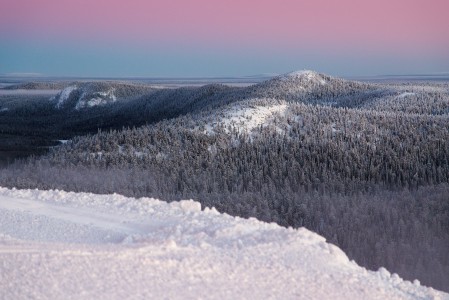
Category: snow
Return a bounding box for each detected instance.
[117,145,148,158]
[75,89,117,109]
[53,86,117,110]
[284,70,317,77]
[397,92,416,98]
[280,70,327,85]
[201,103,287,135]
[55,85,77,108]
[0,187,447,299]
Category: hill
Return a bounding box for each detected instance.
[2,81,74,90]
[1,71,449,291]
[52,82,155,110]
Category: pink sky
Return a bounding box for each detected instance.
[2,0,448,49]
[1,0,448,76]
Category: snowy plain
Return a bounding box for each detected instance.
[0,187,447,300]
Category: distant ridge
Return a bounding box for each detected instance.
[52,82,154,110]
[0,72,43,77]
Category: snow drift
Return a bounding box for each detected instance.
[0,187,446,299]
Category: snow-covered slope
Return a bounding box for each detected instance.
[0,187,446,300]
[53,84,118,109]
[198,100,287,135]
[247,70,374,105]
[55,85,78,108]
[253,70,331,96]
[279,70,328,85]
[51,82,153,110]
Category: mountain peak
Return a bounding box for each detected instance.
[278,70,326,84]
[284,70,318,77]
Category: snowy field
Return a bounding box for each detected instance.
[0,187,447,300]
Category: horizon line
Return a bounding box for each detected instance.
[1,71,449,80]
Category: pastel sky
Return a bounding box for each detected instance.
[1,0,448,77]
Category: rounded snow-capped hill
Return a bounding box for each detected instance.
[247,70,374,104]
[52,82,154,110]
[278,70,329,85]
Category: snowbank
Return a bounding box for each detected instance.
[0,187,446,299]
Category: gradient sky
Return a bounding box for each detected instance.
[1,0,448,77]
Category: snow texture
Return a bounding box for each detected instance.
[201,102,287,135]
[75,88,117,109]
[53,85,117,110]
[55,85,77,108]
[397,92,416,98]
[280,70,327,85]
[0,187,447,300]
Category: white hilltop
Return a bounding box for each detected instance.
[278,70,327,85]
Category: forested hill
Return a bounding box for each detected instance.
[1,71,449,291]
[2,81,73,90]
[0,71,386,161]
[51,82,155,110]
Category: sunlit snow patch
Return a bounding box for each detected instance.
[54,85,77,109]
[397,92,416,98]
[75,88,117,109]
[201,102,287,135]
[53,86,118,110]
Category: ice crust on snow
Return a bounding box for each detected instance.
[0,187,447,300]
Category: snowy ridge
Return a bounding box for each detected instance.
[53,85,117,110]
[249,70,353,102]
[75,88,117,109]
[54,85,77,109]
[51,82,152,110]
[0,187,447,299]
[279,70,327,85]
